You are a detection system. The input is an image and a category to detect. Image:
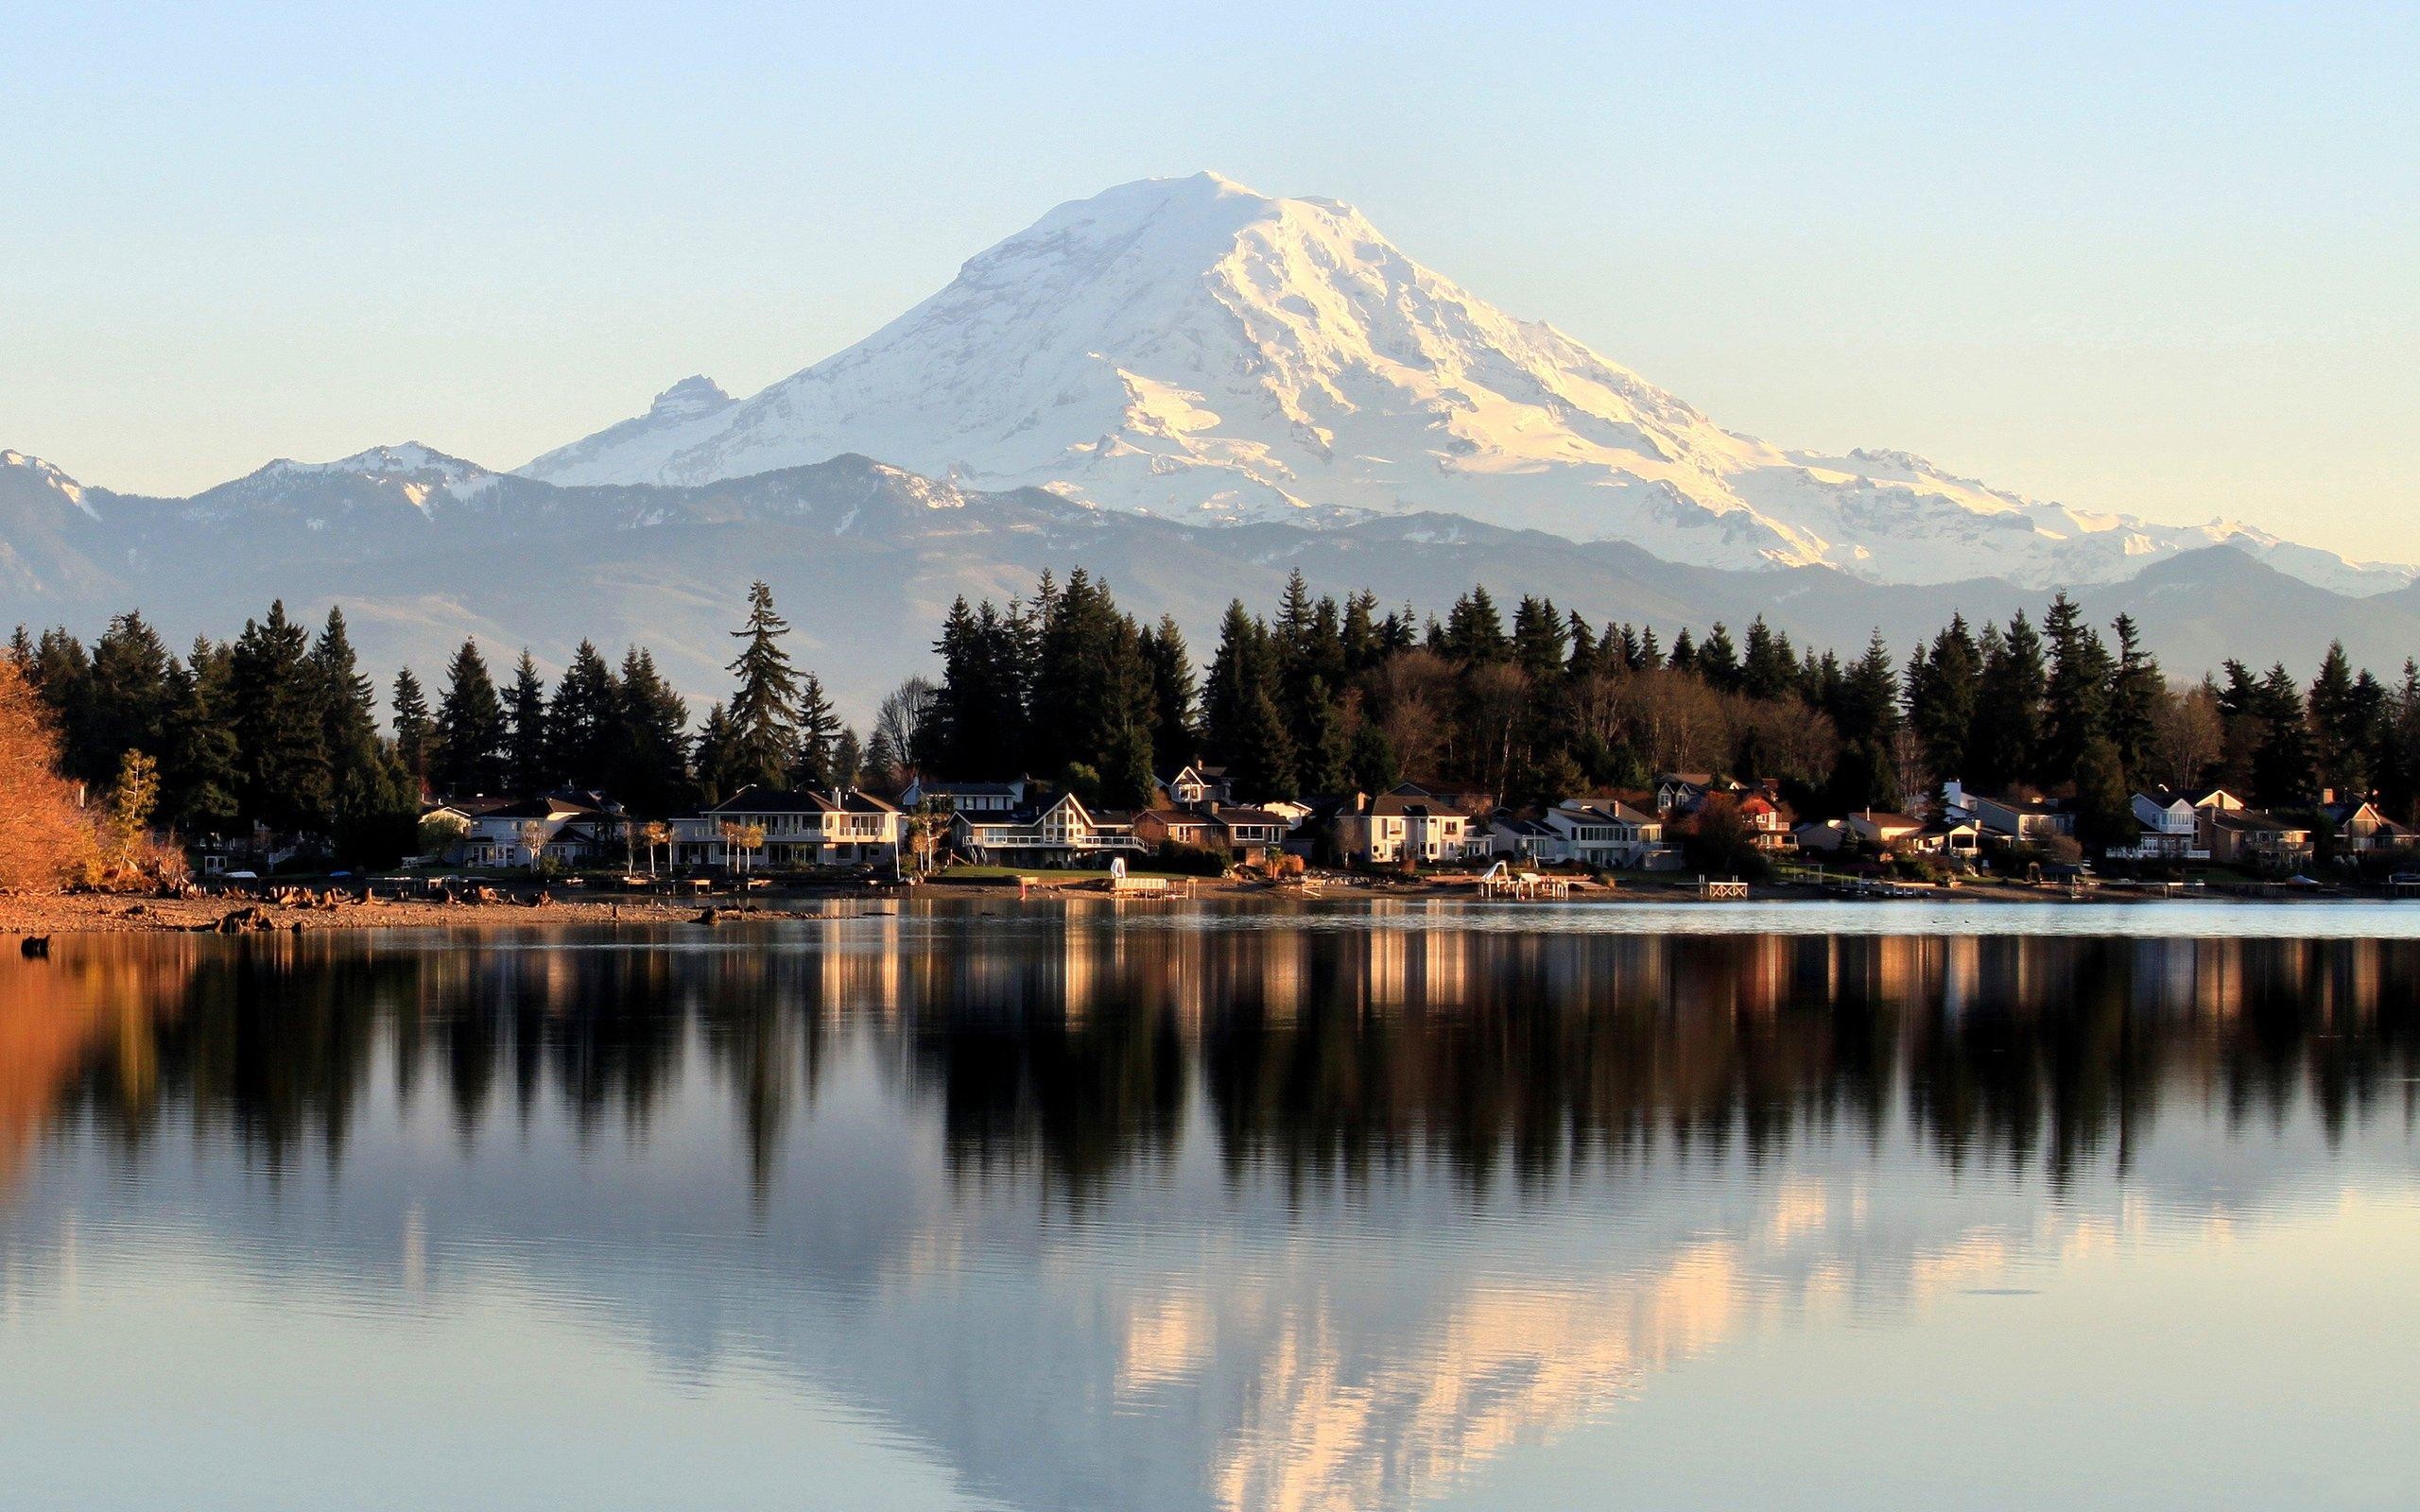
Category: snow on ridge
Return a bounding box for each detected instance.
[515,172,2410,594]
[3,448,99,518]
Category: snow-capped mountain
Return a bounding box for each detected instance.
[521,172,2410,596]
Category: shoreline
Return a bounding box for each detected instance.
[0,873,2389,939]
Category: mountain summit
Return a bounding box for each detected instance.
[518,173,2406,593]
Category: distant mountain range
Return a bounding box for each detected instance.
[6,171,2414,715]
[9,441,2420,722]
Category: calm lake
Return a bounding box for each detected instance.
[3,901,2416,1510]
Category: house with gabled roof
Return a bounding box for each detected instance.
[442,792,624,868]
[1334,784,1485,865]
[673,785,906,869]
[1538,797,1668,868]
[1154,763,1234,809]
[952,790,1145,866]
[2111,791,2209,861]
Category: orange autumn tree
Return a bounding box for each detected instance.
[0,656,95,891]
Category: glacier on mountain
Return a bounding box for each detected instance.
[519,172,2410,596]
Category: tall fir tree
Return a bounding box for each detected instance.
[506,650,552,795]
[1140,614,1200,768]
[543,641,618,791]
[2041,592,2115,784]
[228,601,331,832]
[790,672,842,788]
[2104,614,2164,785]
[391,667,433,790]
[611,647,691,815]
[724,581,801,791]
[432,638,508,798]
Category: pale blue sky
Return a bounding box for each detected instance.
[6,2,2415,557]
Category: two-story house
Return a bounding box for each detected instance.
[1539,798,1668,868]
[952,792,1145,866]
[1335,785,1482,866]
[441,793,624,869]
[2112,791,2209,860]
[674,786,906,870]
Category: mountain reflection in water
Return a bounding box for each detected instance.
[2,907,2415,1512]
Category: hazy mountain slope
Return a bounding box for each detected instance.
[523,173,2408,597]
[6,446,2418,725]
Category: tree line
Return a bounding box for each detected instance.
[15,569,2420,869]
[909,569,2420,833]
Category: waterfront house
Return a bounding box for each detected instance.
[1538,797,1668,868]
[952,791,1146,866]
[2204,809,2313,869]
[2111,791,2211,861]
[448,793,625,869]
[1334,785,1483,866]
[673,786,906,870]
[1132,806,1217,850]
[1207,805,1293,855]
[2319,798,2418,854]
[1911,816,1984,859]
[1843,810,1925,850]
[1963,789,2075,842]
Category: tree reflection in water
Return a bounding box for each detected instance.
[4,919,2415,1206]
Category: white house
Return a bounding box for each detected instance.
[1952,784,2074,842]
[1538,798,1668,868]
[2110,791,2210,861]
[1155,764,1235,808]
[442,794,625,870]
[673,786,907,870]
[952,792,1146,866]
[1335,785,1484,866]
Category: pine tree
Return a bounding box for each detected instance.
[1293,675,1350,795]
[830,726,864,790]
[1512,595,1567,681]
[547,641,619,792]
[311,607,393,840]
[1696,621,1740,693]
[1968,613,2047,791]
[2104,614,2163,785]
[2042,592,2115,784]
[611,647,691,815]
[1739,617,1799,702]
[229,601,331,831]
[391,667,433,788]
[1203,600,1272,769]
[83,610,174,783]
[2250,663,2313,808]
[1443,586,1509,663]
[1141,615,1199,768]
[2306,641,2364,797]
[432,638,507,798]
[506,650,552,794]
[790,672,841,787]
[2072,735,2135,852]
[694,701,746,804]
[1906,613,1979,785]
[1347,722,1400,795]
[724,581,800,791]
[162,638,240,834]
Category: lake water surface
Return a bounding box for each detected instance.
[3,901,2416,1510]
